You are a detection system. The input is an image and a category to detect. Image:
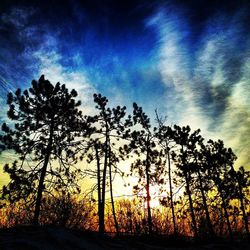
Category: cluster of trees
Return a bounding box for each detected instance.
[0,76,249,238]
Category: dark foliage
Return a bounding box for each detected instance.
[0,75,84,224]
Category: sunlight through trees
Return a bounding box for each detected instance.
[0,76,249,240]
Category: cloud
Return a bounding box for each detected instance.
[0,6,41,92]
[1,3,250,170]
[1,6,36,28]
[147,8,210,132]
[0,6,97,115]
[0,6,98,177]
[147,7,250,168]
[194,12,250,167]
[219,62,250,167]
[194,12,245,118]
[33,37,96,114]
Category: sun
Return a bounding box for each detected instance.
[140,185,162,209]
[150,185,162,208]
[150,197,161,208]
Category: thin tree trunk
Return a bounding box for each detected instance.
[184,171,198,238]
[109,148,119,235]
[99,132,109,233]
[197,169,215,237]
[167,150,177,235]
[219,188,233,239]
[181,144,198,238]
[33,119,54,225]
[238,181,249,238]
[145,143,152,234]
[95,144,103,233]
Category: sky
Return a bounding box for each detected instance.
[0,0,250,174]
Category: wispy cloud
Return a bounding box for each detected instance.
[147,7,250,168]
[1,3,250,170]
[1,6,35,28]
[0,6,97,115]
[220,61,250,167]
[147,8,210,132]
[194,11,250,167]
[33,37,96,114]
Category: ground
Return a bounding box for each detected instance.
[0,226,249,250]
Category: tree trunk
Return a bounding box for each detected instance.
[95,144,103,233]
[238,180,249,238]
[33,119,54,225]
[184,171,198,238]
[99,164,107,233]
[219,188,233,239]
[197,169,215,237]
[145,144,152,234]
[167,150,177,235]
[109,148,119,235]
[99,133,109,233]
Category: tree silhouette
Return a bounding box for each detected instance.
[171,125,202,238]
[84,94,131,234]
[202,139,237,238]
[0,76,249,240]
[155,113,178,235]
[129,103,163,234]
[194,143,215,237]
[229,166,250,238]
[0,75,83,225]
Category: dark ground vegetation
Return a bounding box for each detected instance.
[0,225,249,250]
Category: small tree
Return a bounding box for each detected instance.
[171,125,202,238]
[155,115,178,235]
[84,94,131,234]
[0,75,83,225]
[129,103,163,234]
[194,143,215,237]
[202,139,237,238]
[229,166,250,238]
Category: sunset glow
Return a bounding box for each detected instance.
[0,1,250,244]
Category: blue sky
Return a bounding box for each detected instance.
[1,0,250,169]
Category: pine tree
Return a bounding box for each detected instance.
[171,125,201,238]
[155,114,177,235]
[84,93,131,234]
[0,75,83,225]
[203,139,237,238]
[129,103,162,234]
[229,166,250,238]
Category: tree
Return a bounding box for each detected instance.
[155,113,178,235]
[171,125,202,238]
[229,166,250,238]
[84,94,131,234]
[202,139,237,238]
[0,75,83,225]
[192,141,215,237]
[129,103,163,234]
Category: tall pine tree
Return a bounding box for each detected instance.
[0,75,83,225]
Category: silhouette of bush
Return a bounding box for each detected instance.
[0,194,96,230]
